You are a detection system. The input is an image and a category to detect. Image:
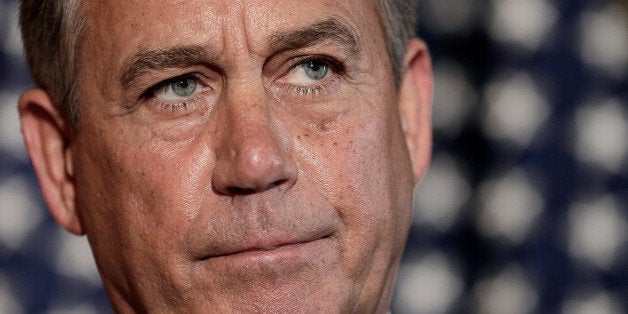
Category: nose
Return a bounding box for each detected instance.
[211,84,297,196]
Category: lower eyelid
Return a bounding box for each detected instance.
[292,85,325,96]
[274,75,341,99]
[161,101,191,110]
[148,92,210,115]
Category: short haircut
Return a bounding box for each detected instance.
[19,0,418,127]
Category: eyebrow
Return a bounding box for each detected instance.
[119,18,360,88]
[269,18,360,56]
[120,45,208,88]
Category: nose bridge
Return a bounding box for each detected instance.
[212,80,297,195]
[226,88,280,167]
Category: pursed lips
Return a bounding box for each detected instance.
[196,229,334,261]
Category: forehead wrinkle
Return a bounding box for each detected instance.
[268,17,361,56]
[120,45,213,88]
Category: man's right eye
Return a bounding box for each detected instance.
[150,75,204,101]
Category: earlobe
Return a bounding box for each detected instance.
[18,89,84,235]
[398,39,433,184]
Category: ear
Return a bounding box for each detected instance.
[18,89,83,235]
[398,39,433,184]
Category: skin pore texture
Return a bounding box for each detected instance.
[18,0,433,312]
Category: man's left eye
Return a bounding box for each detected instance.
[285,60,331,84]
[153,75,202,100]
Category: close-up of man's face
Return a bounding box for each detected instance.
[18,0,432,312]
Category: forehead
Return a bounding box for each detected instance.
[82,0,382,55]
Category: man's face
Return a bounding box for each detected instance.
[70,0,416,311]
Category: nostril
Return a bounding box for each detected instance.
[225,186,256,196]
[272,178,290,188]
[224,178,291,196]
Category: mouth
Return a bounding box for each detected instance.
[189,232,338,295]
[223,239,321,257]
[190,228,339,283]
[199,232,332,262]
[216,237,330,265]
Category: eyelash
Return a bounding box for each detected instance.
[283,56,345,96]
[158,99,193,111]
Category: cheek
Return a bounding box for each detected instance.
[83,117,211,206]
[295,103,402,256]
[342,125,395,238]
[73,121,213,284]
[79,123,223,305]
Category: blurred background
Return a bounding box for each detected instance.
[1,0,626,312]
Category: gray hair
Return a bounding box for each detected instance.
[19,0,85,127]
[19,0,418,127]
[376,0,418,85]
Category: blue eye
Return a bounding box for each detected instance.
[302,61,329,81]
[150,75,202,101]
[170,77,197,97]
[284,59,335,85]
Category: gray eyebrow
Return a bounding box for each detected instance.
[268,17,360,56]
[120,45,208,88]
[119,18,360,88]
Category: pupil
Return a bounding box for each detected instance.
[177,80,189,88]
[172,77,196,97]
